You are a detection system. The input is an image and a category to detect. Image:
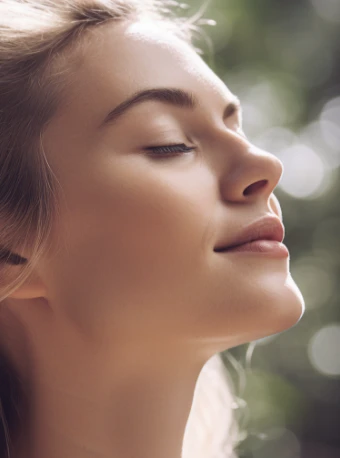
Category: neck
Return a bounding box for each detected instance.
[4,300,206,458]
[26,363,199,458]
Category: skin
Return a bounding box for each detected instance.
[0,18,304,458]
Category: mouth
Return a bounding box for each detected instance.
[214,215,289,257]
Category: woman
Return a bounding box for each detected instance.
[0,0,305,457]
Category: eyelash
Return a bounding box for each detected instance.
[144,117,244,158]
[145,143,196,157]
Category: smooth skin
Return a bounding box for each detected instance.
[0,18,304,458]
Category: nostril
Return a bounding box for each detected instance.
[243,179,268,196]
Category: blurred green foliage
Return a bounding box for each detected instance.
[183,0,340,456]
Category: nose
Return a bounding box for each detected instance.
[220,141,283,204]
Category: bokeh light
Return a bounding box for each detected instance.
[308,325,340,377]
[309,0,340,24]
[299,119,340,170]
[253,126,298,155]
[277,144,326,198]
[188,0,340,454]
[319,96,340,166]
[290,256,335,310]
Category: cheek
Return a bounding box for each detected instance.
[48,163,215,335]
[82,159,215,280]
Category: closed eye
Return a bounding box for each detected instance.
[144,143,196,157]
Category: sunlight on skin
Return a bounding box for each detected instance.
[2,19,304,458]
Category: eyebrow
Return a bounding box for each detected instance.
[99,87,241,128]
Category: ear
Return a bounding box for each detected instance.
[8,269,47,300]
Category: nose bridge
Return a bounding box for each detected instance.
[216,132,283,203]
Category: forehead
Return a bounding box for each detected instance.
[54,19,232,124]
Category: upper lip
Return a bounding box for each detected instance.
[214,215,285,252]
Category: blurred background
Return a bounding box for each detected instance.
[180,0,340,456]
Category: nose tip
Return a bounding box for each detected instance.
[221,144,283,203]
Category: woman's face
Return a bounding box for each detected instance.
[41,19,304,353]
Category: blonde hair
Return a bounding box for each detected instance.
[0,1,238,456]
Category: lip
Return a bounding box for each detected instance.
[214,215,288,257]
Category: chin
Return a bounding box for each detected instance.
[258,272,305,339]
[229,279,304,349]
[199,269,305,352]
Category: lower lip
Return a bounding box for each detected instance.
[217,240,289,257]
